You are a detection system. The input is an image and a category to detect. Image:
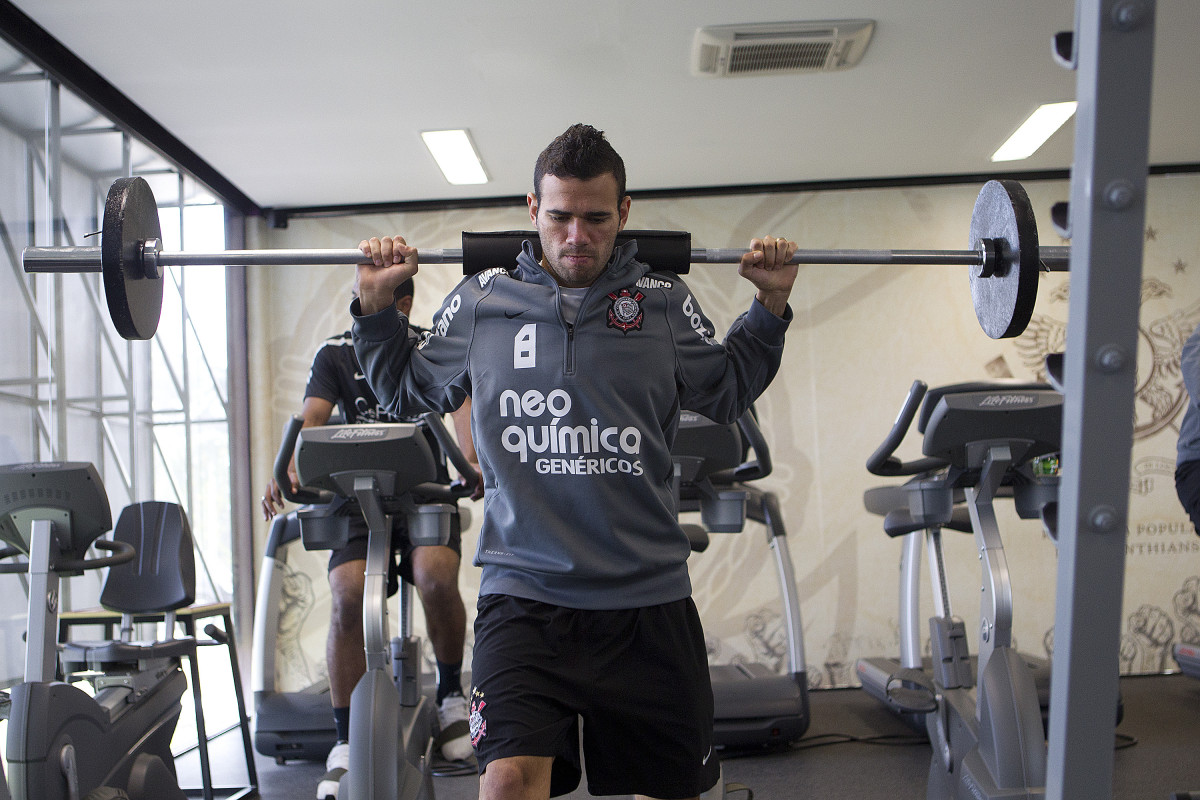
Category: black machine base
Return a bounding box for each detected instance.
[1174,643,1200,681]
[711,665,809,749]
[253,689,338,763]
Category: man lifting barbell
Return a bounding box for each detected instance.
[350,122,797,800]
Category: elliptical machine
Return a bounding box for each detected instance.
[0,462,190,800]
[853,381,1062,800]
[273,413,477,800]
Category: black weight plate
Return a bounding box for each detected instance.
[968,180,1040,339]
[102,176,163,340]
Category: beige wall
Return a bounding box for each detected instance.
[247,174,1200,691]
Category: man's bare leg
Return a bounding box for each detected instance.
[328,559,367,707]
[409,544,466,663]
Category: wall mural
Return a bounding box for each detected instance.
[275,564,321,689]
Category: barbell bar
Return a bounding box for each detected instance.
[22,244,1071,271]
[21,176,1069,341]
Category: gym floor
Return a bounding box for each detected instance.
[185,673,1200,800]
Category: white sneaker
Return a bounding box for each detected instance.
[317,740,350,800]
[436,692,473,761]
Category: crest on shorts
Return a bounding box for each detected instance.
[607,288,645,334]
[469,689,487,747]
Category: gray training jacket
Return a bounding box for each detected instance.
[352,239,790,610]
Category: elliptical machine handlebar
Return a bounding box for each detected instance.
[0,537,136,574]
[274,415,335,505]
[419,411,482,496]
[58,538,138,572]
[710,409,772,484]
[865,380,950,477]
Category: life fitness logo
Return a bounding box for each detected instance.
[329,427,388,440]
[499,388,644,476]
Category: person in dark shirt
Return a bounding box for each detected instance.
[263,278,480,800]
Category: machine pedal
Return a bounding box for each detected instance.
[885,668,938,714]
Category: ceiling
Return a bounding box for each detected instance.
[6,1,1199,214]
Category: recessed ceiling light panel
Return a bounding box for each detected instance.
[991,102,1077,162]
[422,129,489,185]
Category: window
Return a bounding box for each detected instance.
[0,42,236,685]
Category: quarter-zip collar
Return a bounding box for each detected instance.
[514,239,646,291]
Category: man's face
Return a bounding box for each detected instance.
[527,173,631,288]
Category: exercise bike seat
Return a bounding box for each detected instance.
[60,501,198,672]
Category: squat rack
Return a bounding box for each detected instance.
[1046,1,1155,798]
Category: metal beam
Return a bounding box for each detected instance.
[1045,1,1156,798]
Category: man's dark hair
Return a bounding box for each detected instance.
[533,124,626,203]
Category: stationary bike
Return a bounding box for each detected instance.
[273,413,477,800]
[854,381,1062,800]
[0,462,190,800]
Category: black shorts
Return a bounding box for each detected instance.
[1177,459,1200,534]
[327,512,463,595]
[468,594,720,799]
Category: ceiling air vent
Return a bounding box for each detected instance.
[691,20,875,78]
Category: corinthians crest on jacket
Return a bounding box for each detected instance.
[607,288,644,334]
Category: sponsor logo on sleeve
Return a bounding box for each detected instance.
[433,294,462,337]
[681,294,716,344]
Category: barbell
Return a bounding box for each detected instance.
[22,176,1068,341]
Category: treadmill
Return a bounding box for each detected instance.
[672,408,810,749]
[250,508,339,762]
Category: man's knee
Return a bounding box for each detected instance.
[479,756,552,800]
[328,560,365,633]
[412,547,461,602]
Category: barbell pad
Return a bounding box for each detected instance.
[968,179,1040,339]
[460,230,691,275]
[102,176,164,340]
